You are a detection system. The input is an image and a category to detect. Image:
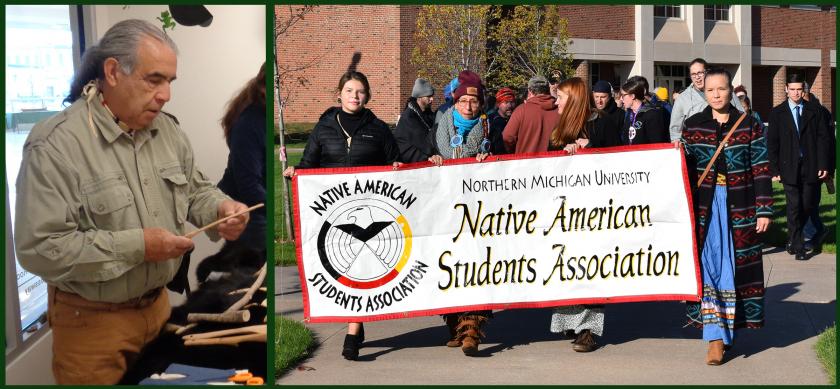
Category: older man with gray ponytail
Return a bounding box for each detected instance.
[14,19,250,384]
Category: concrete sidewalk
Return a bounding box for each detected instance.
[276,247,836,385]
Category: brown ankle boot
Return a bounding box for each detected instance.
[444,315,461,347]
[706,340,724,365]
[460,329,480,356]
[572,330,598,352]
[455,315,487,356]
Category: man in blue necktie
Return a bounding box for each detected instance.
[767,74,831,261]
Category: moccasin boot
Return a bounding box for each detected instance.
[706,340,724,365]
[455,315,487,356]
[460,329,480,356]
[572,330,598,352]
[444,315,461,347]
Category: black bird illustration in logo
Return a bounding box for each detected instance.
[333,207,396,271]
[335,207,393,244]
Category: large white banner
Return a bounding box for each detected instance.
[293,144,700,323]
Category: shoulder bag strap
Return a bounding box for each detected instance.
[696,112,748,187]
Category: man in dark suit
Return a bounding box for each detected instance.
[767,74,831,260]
[801,87,835,251]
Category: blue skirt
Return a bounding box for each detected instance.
[701,185,737,345]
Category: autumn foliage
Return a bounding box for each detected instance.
[411,5,574,92]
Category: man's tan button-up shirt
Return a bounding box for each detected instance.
[14,96,229,303]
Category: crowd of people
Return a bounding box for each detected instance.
[284,57,835,365]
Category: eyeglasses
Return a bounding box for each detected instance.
[690,71,706,79]
[457,99,480,107]
[619,92,630,98]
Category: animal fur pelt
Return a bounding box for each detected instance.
[169,241,266,325]
[121,241,267,384]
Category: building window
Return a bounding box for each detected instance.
[654,64,689,98]
[6,4,77,357]
[590,62,600,84]
[704,5,730,21]
[654,5,681,18]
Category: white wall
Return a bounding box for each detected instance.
[92,5,265,184]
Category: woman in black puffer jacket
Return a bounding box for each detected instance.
[287,73,400,169]
[283,71,398,361]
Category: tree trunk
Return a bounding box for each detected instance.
[277,103,294,241]
[274,42,295,242]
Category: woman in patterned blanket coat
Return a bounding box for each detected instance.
[680,67,773,365]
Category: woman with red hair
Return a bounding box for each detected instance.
[550,77,621,154]
[546,77,620,352]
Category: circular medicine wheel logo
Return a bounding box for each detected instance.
[316,199,412,289]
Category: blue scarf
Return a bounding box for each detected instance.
[453,110,479,136]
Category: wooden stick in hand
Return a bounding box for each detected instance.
[184,203,264,239]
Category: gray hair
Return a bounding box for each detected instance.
[65,19,178,103]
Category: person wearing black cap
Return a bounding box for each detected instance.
[591,80,623,147]
[394,78,443,164]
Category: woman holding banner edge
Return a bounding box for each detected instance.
[435,70,495,357]
[544,77,619,352]
[679,67,771,365]
[283,71,400,361]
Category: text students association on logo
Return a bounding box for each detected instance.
[298,177,430,317]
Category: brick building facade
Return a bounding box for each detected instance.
[277,5,419,125]
[277,5,835,124]
[565,5,835,119]
[750,6,835,117]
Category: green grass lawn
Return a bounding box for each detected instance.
[764,181,836,253]
[275,315,315,377]
[276,122,315,145]
[815,325,836,384]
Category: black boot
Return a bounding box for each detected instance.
[357,324,365,346]
[342,334,360,360]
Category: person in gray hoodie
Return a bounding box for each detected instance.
[669,58,744,142]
